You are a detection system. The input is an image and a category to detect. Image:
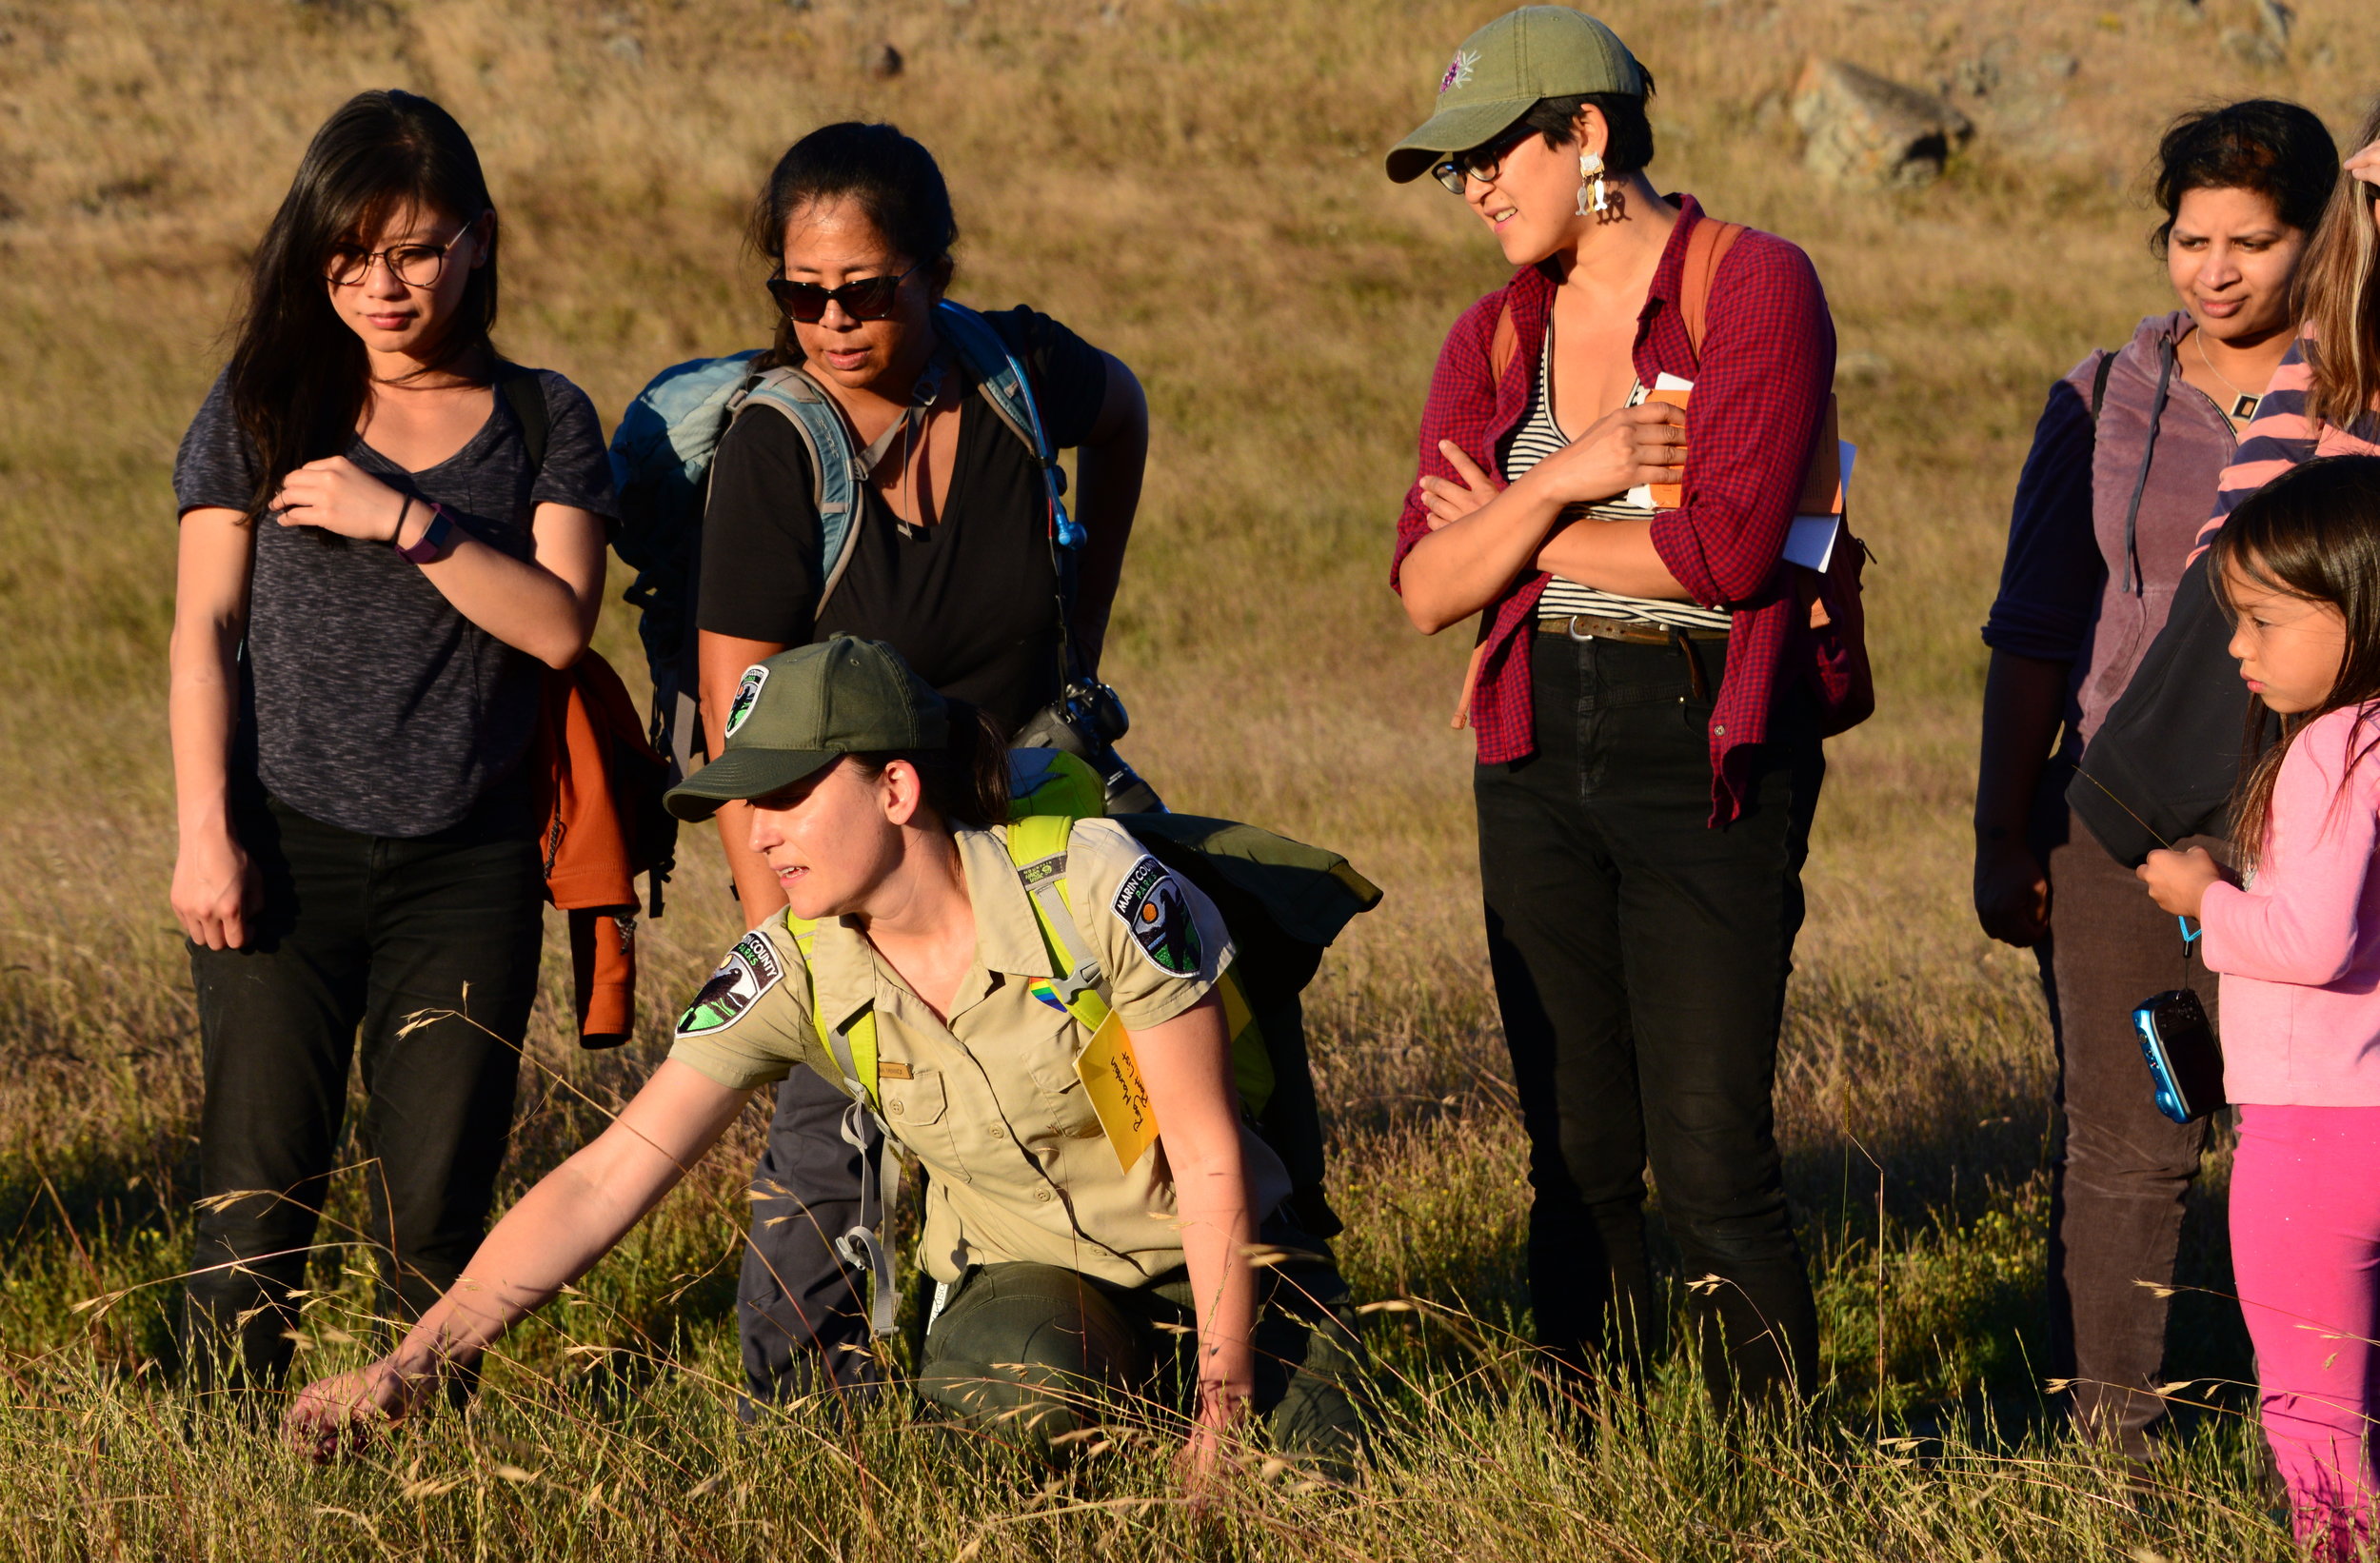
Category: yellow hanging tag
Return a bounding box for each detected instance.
[1076,1009,1160,1172]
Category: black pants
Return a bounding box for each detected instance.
[2039,808,2219,1458]
[1475,630,1824,1407]
[182,792,544,1391]
[737,1065,884,1407]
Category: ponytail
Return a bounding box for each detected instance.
[848,699,1011,831]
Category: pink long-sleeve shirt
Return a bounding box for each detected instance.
[2202,704,2380,1106]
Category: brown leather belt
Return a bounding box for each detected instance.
[1537,613,1728,644]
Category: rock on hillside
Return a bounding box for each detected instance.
[1791,58,1974,189]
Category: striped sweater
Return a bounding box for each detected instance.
[2198,331,2380,551]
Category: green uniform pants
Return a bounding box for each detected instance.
[916,1246,1366,1479]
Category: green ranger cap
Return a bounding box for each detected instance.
[663,635,948,822]
[1385,7,1647,185]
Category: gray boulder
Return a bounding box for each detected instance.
[1791,58,1974,189]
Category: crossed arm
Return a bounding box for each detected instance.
[1395,409,1689,635]
[169,477,605,951]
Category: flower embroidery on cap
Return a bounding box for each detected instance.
[1439,49,1478,93]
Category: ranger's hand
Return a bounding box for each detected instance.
[1175,1384,1249,1512]
[284,1359,426,1464]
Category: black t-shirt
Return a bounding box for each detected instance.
[695,307,1107,734]
[171,366,619,837]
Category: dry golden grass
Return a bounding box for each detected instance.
[1,0,2375,1553]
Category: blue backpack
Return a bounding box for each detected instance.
[607,300,1083,780]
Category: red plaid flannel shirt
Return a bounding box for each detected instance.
[1390,196,1838,825]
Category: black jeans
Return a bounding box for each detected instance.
[1475,630,1824,1407]
[736,1065,884,1409]
[182,792,544,1391]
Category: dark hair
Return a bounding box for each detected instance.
[2211,456,2380,870]
[2151,98,2337,257]
[1517,77,1659,177]
[847,700,1011,831]
[748,121,958,368]
[227,90,499,516]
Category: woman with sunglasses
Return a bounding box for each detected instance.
[691,120,1150,1413]
[1384,8,1839,1413]
[167,90,614,1394]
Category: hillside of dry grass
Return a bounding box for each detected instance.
[1,0,2375,1555]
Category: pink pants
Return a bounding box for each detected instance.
[2232,1104,2380,1561]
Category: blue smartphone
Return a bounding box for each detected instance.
[2132,988,2226,1125]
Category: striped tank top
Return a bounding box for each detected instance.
[1506,336,1732,632]
[2201,330,2380,555]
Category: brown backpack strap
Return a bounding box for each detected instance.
[1678,219,1746,366]
[1488,300,1518,386]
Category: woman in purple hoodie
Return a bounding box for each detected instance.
[1973,100,2336,1459]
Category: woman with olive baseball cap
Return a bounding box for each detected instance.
[286,635,1366,1487]
[1385,8,1844,1414]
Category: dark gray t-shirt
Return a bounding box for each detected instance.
[172,367,618,837]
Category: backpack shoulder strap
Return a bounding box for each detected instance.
[936,301,1048,459]
[501,366,551,476]
[1678,218,1748,366]
[937,301,1084,557]
[727,368,867,617]
[1489,300,1518,386]
[782,908,902,1335]
[2090,349,2117,426]
[1004,814,1114,1034]
[780,913,879,1105]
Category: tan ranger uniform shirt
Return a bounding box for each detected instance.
[670,819,1292,1287]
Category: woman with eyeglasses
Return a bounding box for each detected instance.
[689,120,1151,1412]
[1384,8,1841,1413]
[166,90,614,1394]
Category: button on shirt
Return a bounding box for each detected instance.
[668,819,1291,1287]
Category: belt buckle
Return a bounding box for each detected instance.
[1565,614,1597,643]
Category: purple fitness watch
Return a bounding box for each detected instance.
[393,501,455,564]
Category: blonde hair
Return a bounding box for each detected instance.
[2296,100,2380,434]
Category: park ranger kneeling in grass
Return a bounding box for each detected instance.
[284,635,1366,1486]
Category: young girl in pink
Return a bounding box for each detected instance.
[2141,455,2380,1560]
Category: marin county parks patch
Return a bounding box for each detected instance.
[1111,856,1201,977]
[677,932,784,1037]
[724,664,768,739]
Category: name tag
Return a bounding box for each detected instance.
[1075,1010,1160,1172]
[877,1060,913,1080]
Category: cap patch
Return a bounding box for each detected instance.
[1111,856,1202,978]
[724,664,769,739]
[677,932,784,1037]
[1439,48,1478,94]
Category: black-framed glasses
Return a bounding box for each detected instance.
[1430,125,1539,195]
[325,233,466,287]
[766,263,922,325]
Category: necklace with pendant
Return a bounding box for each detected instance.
[2196,330,2262,423]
